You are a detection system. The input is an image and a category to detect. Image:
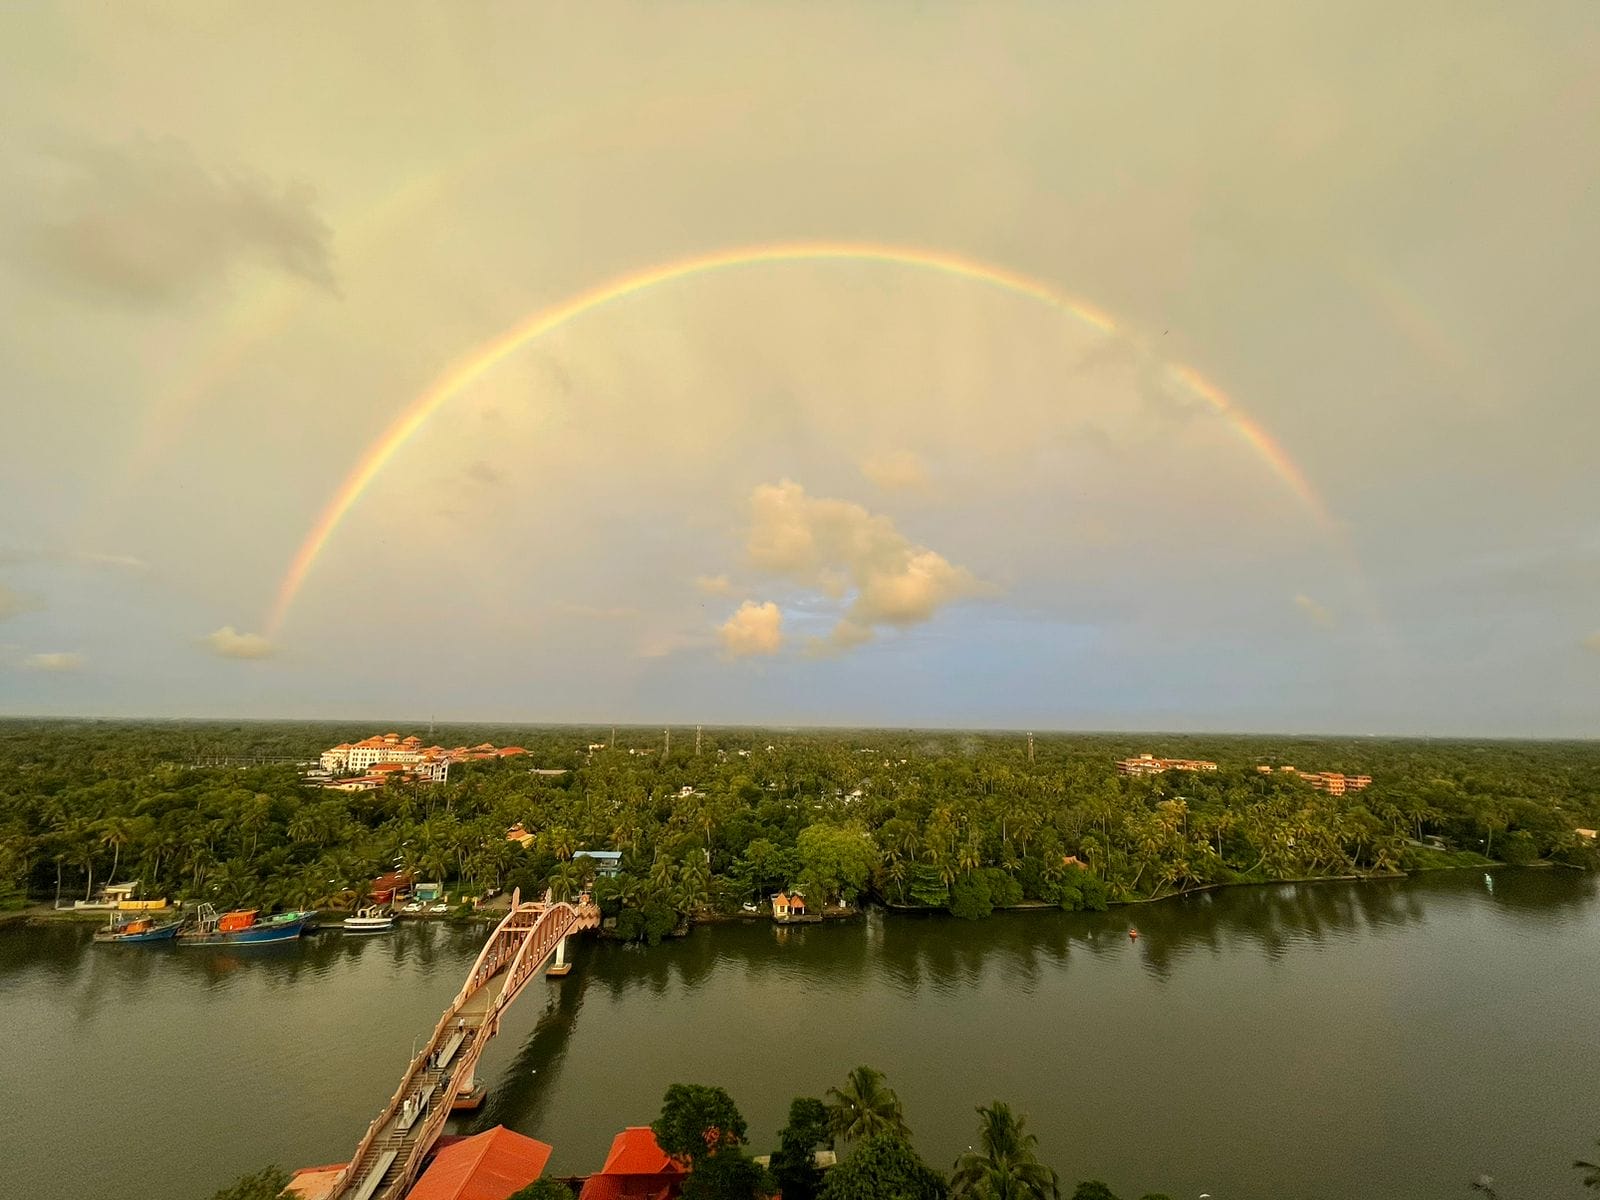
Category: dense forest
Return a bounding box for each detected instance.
[2,720,1597,936]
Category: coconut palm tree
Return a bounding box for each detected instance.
[1574,1140,1600,1189]
[951,1102,1059,1200]
[826,1066,910,1144]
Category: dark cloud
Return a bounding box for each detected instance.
[19,138,336,304]
[465,460,505,487]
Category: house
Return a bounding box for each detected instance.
[506,824,536,848]
[578,1126,685,1200]
[406,1126,554,1200]
[772,891,807,920]
[415,882,445,902]
[1577,828,1598,841]
[322,775,384,792]
[370,872,414,905]
[573,849,623,878]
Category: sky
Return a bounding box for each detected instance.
[1,2,1597,735]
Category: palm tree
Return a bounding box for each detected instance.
[951,1102,1059,1200]
[1574,1140,1600,1189]
[826,1066,910,1144]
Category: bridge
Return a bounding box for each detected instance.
[327,891,601,1200]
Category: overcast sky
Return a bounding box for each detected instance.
[1,2,1597,734]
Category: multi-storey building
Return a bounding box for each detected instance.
[1257,765,1373,795]
[1117,753,1219,777]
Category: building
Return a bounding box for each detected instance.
[1259,765,1373,795]
[321,775,384,792]
[772,891,807,920]
[578,1126,685,1200]
[1117,753,1219,777]
[407,1126,553,1200]
[319,732,535,784]
[370,872,414,905]
[573,850,623,878]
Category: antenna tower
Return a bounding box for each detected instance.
[663,727,670,758]
[695,725,702,755]
[1027,731,1035,763]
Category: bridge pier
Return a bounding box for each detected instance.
[450,1063,486,1112]
[546,934,572,977]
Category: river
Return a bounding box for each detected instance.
[2,869,1596,1200]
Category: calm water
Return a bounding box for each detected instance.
[3,870,1598,1200]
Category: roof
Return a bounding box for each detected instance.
[285,1163,346,1200]
[408,1126,553,1200]
[574,849,622,860]
[601,1127,678,1176]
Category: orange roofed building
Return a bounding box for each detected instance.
[1117,753,1218,777]
[407,1126,554,1200]
[578,1127,685,1200]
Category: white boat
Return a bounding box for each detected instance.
[342,905,394,934]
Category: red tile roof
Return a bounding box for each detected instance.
[408,1126,552,1200]
[602,1128,677,1176]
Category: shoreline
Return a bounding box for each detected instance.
[3,857,1546,935]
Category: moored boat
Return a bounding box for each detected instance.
[177,904,313,946]
[93,913,183,944]
[342,904,394,934]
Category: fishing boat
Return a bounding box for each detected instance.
[93,913,183,944]
[342,904,394,934]
[177,905,313,946]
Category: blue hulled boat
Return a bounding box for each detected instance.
[176,905,314,946]
[93,913,183,943]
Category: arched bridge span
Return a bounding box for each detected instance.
[329,892,601,1200]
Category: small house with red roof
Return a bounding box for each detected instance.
[578,1126,685,1200]
[771,891,807,921]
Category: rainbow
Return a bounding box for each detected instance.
[267,240,1346,636]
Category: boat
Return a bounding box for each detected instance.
[93,913,183,944]
[177,905,313,946]
[342,904,394,934]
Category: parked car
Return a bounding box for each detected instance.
[430,903,449,913]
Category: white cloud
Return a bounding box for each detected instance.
[861,449,931,492]
[27,652,85,672]
[0,550,147,571]
[1294,593,1337,629]
[0,584,42,622]
[1583,631,1600,653]
[718,600,784,658]
[695,573,736,596]
[745,480,990,651]
[202,626,274,660]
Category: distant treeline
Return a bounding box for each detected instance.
[2,720,1596,932]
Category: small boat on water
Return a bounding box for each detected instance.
[177,904,313,946]
[342,904,394,934]
[93,913,183,944]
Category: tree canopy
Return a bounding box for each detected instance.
[820,1132,948,1200]
[827,1065,911,1144]
[652,1082,749,1165]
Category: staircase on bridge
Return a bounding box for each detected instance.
[329,891,601,1200]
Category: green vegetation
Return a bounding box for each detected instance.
[2,722,1597,935]
[204,1165,290,1200]
[951,1102,1060,1199]
[506,1182,574,1200]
